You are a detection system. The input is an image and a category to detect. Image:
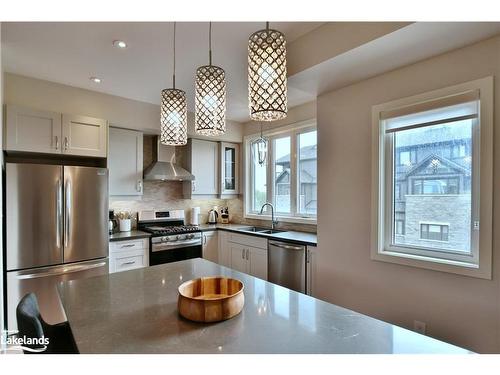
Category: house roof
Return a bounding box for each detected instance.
[404,153,471,178]
[277,144,317,164]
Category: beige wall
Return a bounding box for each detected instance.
[242,100,316,136]
[3,73,244,142]
[317,35,500,353]
[287,22,410,76]
[0,23,4,333]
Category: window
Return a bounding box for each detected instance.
[395,212,405,235]
[274,136,291,214]
[371,77,493,279]
[420,223,449,241]
[224,147,236,190]
[246,122,317,222]
[411,177,460,195]
[298,130,317,215]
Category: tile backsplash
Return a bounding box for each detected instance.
[109,180,233,225]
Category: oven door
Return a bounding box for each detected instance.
[150,238,202,266]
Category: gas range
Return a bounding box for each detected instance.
[142,224,201,236]
[137,210,203,266]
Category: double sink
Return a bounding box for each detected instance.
[236,226,287,235]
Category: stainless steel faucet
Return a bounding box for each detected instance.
[259,202,278,230]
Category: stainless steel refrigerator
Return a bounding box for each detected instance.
[5,163,109,331]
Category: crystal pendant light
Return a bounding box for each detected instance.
[248,22,287,122]
[252,123,268,166]
[195,22,226,136]
[160,22,188,146]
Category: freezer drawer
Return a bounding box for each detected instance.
[6,258,108,332]
[268,241,306,293]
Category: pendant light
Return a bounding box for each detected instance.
[160,22,188,146]
[195,22,227,136]
[252,122,268,166]
[248,22,287,122]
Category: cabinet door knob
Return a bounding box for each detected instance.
[54,135,59,150]
[246,249,249,260]
[242,249,245,259]
[137,180,142,192]
[64,136,69,150]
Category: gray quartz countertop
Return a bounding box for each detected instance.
[109,230,151,242]
[199,223,317,246]
[58,258,469,354]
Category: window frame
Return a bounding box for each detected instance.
[244,119,317,224]
[371,77,493,279]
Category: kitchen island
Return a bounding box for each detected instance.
[58,258,470,354]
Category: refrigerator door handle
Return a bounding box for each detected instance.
[56,178,62,250]
[13,261,107,280]
[64,179,71,248]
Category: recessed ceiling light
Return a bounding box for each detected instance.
[89,77,102,83]
[113,40,127,49]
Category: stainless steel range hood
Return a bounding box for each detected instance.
[143,137,194,181]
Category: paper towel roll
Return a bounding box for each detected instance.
[190,207,200,225]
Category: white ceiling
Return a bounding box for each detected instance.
[3,22,500,124]
[1,22,322,122]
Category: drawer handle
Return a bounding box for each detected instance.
[121,244,135,248]
[121,261,136,265]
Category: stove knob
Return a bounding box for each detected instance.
[176,235,181,241]
[162,236,168,242]
[188,234,195,239]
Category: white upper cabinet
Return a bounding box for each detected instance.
[109,127,143,196]
[183,138,218,198]
[5,105,61,154]
[4,105,108,158]
[219,142,240,197]
[62,114,107,157]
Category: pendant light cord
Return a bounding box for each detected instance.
[173,22,176,89]
[209,22,212,66]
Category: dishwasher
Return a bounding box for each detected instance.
[268,240,306,293]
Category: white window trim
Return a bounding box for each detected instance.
[371,77,493,279]
[243,119,317,225]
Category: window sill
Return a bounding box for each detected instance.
[244,213,317,225]
[371,248,491,279]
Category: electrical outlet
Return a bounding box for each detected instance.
[413,320,427,335]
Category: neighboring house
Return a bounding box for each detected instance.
[394,125,472,252]
[276,144,317,214]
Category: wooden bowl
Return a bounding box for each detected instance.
[178,276,245,323]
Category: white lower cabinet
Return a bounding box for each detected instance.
[109,238,149,273]
[227,233,268,280]
[306,245,317,297]
[217,231,231,267]
[248,246,268,280]
[229,242,248,274]
[202,231,218,263]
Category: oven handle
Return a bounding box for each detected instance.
[152,239,202,252]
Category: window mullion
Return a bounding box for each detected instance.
[290,130,298,216]
[267,137,274,209]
